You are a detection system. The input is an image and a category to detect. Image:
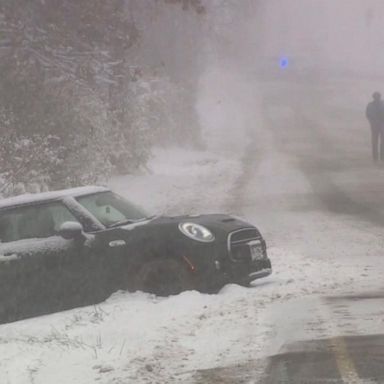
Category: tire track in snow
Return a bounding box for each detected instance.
[263,81,384,227]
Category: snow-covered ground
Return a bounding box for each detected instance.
[2,72,384,384]
[109,146,241,216]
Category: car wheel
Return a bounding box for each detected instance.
[136,259,193,296]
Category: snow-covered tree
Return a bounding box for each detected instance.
[0,0,207,196]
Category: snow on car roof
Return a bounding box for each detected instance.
[0,186,109,209]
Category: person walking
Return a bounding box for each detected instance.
[366,92,384,163]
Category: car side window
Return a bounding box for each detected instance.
[0,202,80,243]
[48,204,80,232]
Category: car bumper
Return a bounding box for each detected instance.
[228,257,272,285]
[183,231,272,291]
[195,256,272,291]
[242,267,272,284]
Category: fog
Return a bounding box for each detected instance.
[259,0,384,76]
[199,0,384,167]
[198,0,384,150]
[214,1,384,78]
[200,1,384,226]
[2,1,383,196]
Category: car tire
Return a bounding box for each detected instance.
[135,259,193,296]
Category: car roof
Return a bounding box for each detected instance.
[0,186,109,210]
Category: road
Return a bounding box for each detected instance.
[195,76,384,383]
[250,78,384,383]
[258,294,384,384]
[195,295,384,384]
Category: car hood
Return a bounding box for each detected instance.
[104,213,261,248]
[138,214,259,233]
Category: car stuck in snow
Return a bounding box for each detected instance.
[0,186,271,323]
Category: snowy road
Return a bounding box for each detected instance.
[260,294,384,384]
[2,74,384,384]
[195,77,384,383]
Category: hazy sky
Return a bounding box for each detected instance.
[257,0,384,74]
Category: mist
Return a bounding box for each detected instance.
[1,0,384,194]
[256,0,384,77]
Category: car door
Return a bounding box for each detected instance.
[0,201,93,322]
[74,191,148,289]
[44,201,114,308]
[0,204,57,321]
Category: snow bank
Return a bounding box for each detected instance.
[1,239,380,384]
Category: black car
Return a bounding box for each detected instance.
[0,186,271,323]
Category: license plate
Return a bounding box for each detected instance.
[248,240,264,261]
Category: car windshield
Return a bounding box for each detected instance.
[76,191,149,227]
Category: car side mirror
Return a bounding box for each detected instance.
[59,221,84,240]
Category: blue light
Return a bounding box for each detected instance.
[280,57,289,69]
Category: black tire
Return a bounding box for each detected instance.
[135,259,193,296]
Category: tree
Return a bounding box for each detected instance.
[161,0,205,14]
[0,0,207,196]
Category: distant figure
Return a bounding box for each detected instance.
[366,92,384,162]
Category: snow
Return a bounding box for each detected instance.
[0,243,380,383]
[2,71,384,383]
[109,147,241,216]
[264,294,384,359]
[59,221,83,231]
[0,186,108,209]
[121,217,156,230]
[0,236,70,256]
[0,253,19,262]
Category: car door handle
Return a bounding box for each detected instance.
[109,240,126,248]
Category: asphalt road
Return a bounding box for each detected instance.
[194,294,384,383]
[260,296,384,384]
